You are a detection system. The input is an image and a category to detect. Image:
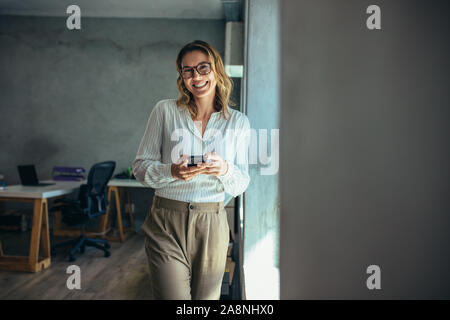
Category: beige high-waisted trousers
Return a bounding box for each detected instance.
[142,195,229,300]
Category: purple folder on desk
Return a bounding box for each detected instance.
[52,166,86,181]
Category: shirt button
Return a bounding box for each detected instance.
[189,205,194,210]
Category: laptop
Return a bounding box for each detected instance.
[17,165,55,186]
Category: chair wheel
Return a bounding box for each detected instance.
[104,251,111,258]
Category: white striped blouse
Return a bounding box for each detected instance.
[132,99,250,203]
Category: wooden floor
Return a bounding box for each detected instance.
[0,231,153,299]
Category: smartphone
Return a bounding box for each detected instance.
[187,155,205,167]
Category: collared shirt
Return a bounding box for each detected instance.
[132,99,250,202]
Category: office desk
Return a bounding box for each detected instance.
[104,180,234,242]
[52,179,146,243]
[101,179,147,242]
[0,181,82,272]
[104,181,236,242]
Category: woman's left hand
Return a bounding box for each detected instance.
[197,152,228,176]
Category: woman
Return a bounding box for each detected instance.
[132,40,250,300]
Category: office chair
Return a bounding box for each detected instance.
[50,161,116,262]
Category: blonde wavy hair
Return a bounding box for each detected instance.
[176,40,234,119]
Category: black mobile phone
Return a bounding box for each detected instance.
[187,155,205,167]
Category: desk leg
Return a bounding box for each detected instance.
[126,189,135,229]
[28,199,51,272]
[40,200,50,260]
[97,188,112,234]
[104,186,136,243]
[28,199,43,266]
[0,198,50,272]
[111,187,125,242]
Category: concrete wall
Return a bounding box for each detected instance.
[0,15,225,227]
[242,0,280,299]
[280,0,450,299]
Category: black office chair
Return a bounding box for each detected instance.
[51,161,116,262]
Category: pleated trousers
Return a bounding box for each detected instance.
[142,195,229,300]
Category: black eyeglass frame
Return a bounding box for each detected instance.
[180,62,212,79]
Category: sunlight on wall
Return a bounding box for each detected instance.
[243,230,280,299]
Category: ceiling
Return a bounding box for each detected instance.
[0,0,226,19]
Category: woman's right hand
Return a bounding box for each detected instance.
[171,156,206,181]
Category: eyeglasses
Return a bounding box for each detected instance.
[180,62,212,79]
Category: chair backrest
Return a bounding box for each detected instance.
[82,161,116,216]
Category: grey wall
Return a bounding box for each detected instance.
[280,0,450,299]
[0,15,224,227]
[242,0,279,299]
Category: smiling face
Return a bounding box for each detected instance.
[181,50,217,101]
